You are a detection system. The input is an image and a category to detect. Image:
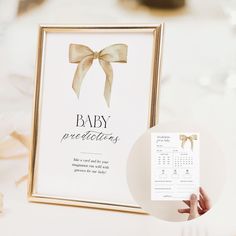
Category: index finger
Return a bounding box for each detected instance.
[200,187,210,201]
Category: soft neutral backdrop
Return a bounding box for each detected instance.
[0,0,236,235]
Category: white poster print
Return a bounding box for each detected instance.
[34,30,155,207]
[151,133,200,201]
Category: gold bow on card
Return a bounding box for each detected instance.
[69,43,128,107]
[180,134,198,151]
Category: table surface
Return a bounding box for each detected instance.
[0,0,236,235]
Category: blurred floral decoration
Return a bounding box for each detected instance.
[139,0,185,8]
[18,0,45,15]
[0,125,30,213]
[0,0,44,214]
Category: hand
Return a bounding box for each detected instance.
[178,187,211,220]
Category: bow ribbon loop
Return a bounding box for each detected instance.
[180,134,198,151]
[69,43,128,107]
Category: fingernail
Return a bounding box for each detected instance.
[191,194,197,200]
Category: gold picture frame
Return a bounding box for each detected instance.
[28,24,163,213]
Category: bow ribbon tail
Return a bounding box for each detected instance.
[99,60,113,107]
[72,57,93,98]
[189,138,194,150]
[180,135,187,149]
[190,135,197,150]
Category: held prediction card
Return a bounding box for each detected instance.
[151,133,200,201]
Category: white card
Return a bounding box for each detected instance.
[151,133,200,201]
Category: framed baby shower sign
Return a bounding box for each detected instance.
[28,24,163,213]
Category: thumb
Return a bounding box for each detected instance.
[188,194,199,220]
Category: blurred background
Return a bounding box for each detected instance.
[0,0,236,235]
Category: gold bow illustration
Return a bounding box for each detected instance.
[179,134,198,150]
[69,43,128,107]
